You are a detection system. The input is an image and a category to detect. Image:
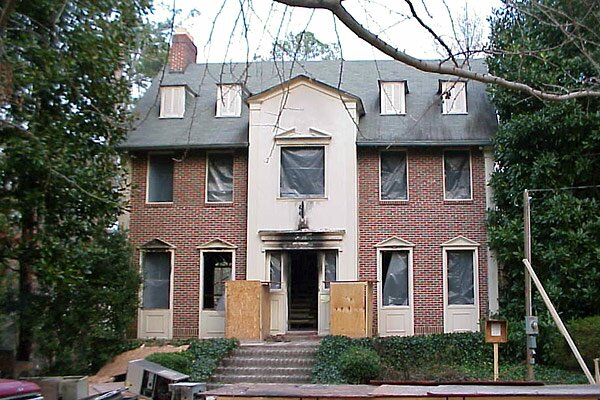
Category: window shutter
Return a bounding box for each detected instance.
[381,82,405,114]
[442,81,466,114]
[217,84,241,117]
[160,86,185,118]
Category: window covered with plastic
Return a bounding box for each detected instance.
[447,250,474,305]
[147,154,173,202]
[269,252,282,289]
[280,147,324,198]
[382,251,409,306]
[203,252,232,311]
[142,252,171,309]
[207,153,233,202]
[444,150,471,199]
[380,151,408,200]
[324,251,337,289]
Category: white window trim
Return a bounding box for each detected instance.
[216,84,242,118]
[377,247,414,310]
[266,251,286,293]
[442,149,473,201]
[442,245,480,321]
[199,249,236,311]
[138,249,175,311]
[205,151,235,204]
[319,250,338,292]
[441,81,468,115]
[159,86,186,119]
[278,145,328,200]
[146,152,174,204]
[380,81,407,115]
[379,149,409,202]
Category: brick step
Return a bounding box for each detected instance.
[212,374,312,384]
[215,366,313,376]
[222,357,315,367]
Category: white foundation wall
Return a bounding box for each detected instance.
[246,81,359,282]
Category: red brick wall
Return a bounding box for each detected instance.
[357,147,489,335]
[129,150,248,338]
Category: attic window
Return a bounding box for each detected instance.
[216,84,242,117]
[380,81,406,115]
[441,81,467,114]
[160,86,185,118]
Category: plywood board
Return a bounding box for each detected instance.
[225,280,261,340]
[330,282,367,337]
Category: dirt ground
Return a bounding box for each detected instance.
[89,344,189,384]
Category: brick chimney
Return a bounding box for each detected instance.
[168,27,197,72]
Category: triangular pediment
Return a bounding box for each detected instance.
[374,236,415,248]
[274,127,332,143]
[441,235,480,247]
[196,238,237,250]
[139,238,176,250]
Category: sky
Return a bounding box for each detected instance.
[152,0,503,63]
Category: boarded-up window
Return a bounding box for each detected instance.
[380,81,406,114]
[160,86,185,118]
[269,252,282,290]
[447,250,474,305]
[382,251,409,306]
[324,251,337,289]
[142,252,171,309]
[216,84,242,117]
[280,147,325,198]
[444,150,471,200]
[441,81,467,114]
[380,151,408,200]
[207,153,233,202]
[203,252,232,311]
[147,154,174,202]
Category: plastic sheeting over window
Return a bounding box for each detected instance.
[269,252,282,289]
[444,151,471,199]
[207,153,233,202]
[142,252,171,309]
[147,154,173,202]
[380,151,408,200]
[324,251,337,289]
[280,147,324,198]
[203,252,232,311]
[447,250,474,305]
[382,251,409,306]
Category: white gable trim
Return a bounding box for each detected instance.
[197,238,238,250]
[375,236,415,248]
[441,235,480,247]
[274,127,332,145]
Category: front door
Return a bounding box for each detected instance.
[444,249,479,332]
[200,251,233,338]
[288,252,319,331]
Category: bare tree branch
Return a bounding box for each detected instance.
[274,0,600,101]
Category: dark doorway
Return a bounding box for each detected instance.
[288,251,319,330]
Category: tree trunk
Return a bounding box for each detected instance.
[16,209,36,362]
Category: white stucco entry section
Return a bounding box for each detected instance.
[246,76,362,335]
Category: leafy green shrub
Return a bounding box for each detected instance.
[312,335,373,383]
[338,346,382,384]
[146,352,192,374]
[552,315,600,370]
[188,338,238,381]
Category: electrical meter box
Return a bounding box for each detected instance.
[484,319,508,343]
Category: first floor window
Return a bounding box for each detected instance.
[269,252,282,290]
[203,252,232,311]
[147,154,174,202]
[444,150,471,200]
[207,153,234,202]
[280,147,325,198]
[447,250,475,305]
[323,251,337,289]
[380,151,408,200]
[381,251,409,306]
[142,252,171,309]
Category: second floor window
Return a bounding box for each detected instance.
[207,153,234,203]
[380,151,408,200]
[216,84,242,117]
[160,86,185,118]
[441,81,467,114]
[280,147,325,198]
[147,154,174,203]
[444,150,471,200]
[380,81,406,115]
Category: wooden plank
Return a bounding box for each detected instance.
[260,283,271,340]
[225,280,262,340]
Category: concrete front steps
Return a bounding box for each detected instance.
[211,336,319,385]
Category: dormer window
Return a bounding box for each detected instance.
[216,84,242,117]
[441,81,467,114]
[380,81,406,115]
[159,86,185,118]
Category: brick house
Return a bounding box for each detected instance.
[121,29,498,339]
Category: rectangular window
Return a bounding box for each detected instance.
[380,151,408,200]
[203,252,232,311]
[380,81,406,115]
[323,251,337,289]
[381,251,409,306]
[441,81,467,114]
[160,86,185,118]
[444,150,471,200]
[447,250,475,305]
[269,252,282,290]
[142,252,171,309]
[207,153,234,203]
[280,147,325,198]
[216,84,242,117]
[147,154,174,203]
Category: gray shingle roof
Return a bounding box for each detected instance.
[122,60,497,150]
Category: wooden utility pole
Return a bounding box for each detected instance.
[523,189,534,380]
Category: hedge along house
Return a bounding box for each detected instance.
[121,29,499,340]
